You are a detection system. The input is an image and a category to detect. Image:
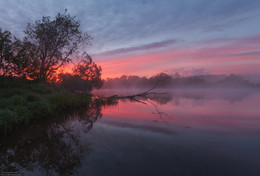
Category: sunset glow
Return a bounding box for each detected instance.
[100,92,260,135]
[1,0,260,79]
[94,35,260,78]
[1,1,260,175]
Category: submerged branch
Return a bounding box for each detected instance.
[104,83,171,120]
[110,80,166,100]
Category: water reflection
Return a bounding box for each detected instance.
[98,89,260,134]
[166,88,259,103]
[1,89,260,176]
[0,103,102,175]
[94,87,260,103]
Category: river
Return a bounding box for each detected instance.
[1,88,260,176]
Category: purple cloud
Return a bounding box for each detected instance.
[93,38,182,56]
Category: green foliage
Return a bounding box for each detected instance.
[0,11,106,135]
[59,73,92,92]
[0,109,18,134]
[26,93,41,102]
[0,78,93,135]
[12,95,26,105]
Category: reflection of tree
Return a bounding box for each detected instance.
[114,91,173,105]
[0,102,103,176]
[78,102,103,133]
[146,99,171,122]
[117,92,173,120]
[146,93,173,105]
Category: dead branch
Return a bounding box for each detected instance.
[110,79,166,100]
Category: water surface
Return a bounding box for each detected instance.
[1,89,260,176]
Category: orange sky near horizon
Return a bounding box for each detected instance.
[1,0,260,80]
[93,39,260,79]
[60,35,260,79]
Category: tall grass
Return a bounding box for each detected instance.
[0,77,93,135]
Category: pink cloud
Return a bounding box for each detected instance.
[93,35,260,78]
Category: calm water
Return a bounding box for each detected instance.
[1,89,260,176]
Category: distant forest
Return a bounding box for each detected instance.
[102,72,260,89]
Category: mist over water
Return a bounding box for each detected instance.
[102,74,260,90]
[94,86,259,102]
[1,86,260,175]
[1,0,260,174]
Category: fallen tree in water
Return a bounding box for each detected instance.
[102,83,171,120]
[107,81,167,101]
[110,90,168,103]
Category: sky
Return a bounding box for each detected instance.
[0,0,260,78]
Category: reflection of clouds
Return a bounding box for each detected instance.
[168,88,259,103]
[100,120,177,135]
[174,99,180,106]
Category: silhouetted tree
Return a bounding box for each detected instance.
[73,53,103,89]
[10,39,39,78]
[0,28,13,76]
[149,72,172,87]
[23,10,92,81]
[174,72,181,79]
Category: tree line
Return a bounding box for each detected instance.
[0,10,103,90]
[103,72,257,89]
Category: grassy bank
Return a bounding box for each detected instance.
[0,77,99,135]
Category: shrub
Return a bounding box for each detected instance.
[59,74,92,92]
[26,93,41,102]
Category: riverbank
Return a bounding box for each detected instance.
[0,77,113,135]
